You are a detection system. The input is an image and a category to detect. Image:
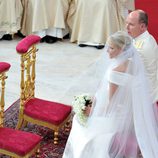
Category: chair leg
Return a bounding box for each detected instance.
[64,121,71,132]
[36,148,40,158]
[16,117,24,129]
[54,130,59,144]
[23,120,28,127]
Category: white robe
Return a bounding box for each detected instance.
[67,0,135,45]
[0,0,23,38]
[21,0,70,37]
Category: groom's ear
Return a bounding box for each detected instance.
[140,23,146,31]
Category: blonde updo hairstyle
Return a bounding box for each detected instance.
[107,31,132,51]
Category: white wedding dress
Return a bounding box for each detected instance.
[62,46,158,158]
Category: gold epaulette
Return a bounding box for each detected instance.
[134,40,144,49]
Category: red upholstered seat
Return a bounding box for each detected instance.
[24,98,72,125]
[0,127,42,156]
[0,62,11,73]
[16,35,41,54]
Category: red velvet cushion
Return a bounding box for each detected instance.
[24,98,72,125]
[0,127,41,156]
[0,62,11,73]
[16,35,41,54]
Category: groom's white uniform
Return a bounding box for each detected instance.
[133,31,158,103]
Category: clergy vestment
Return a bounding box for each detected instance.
[0,0,23,38]
[67,0,135,45]
[21,0,70,38]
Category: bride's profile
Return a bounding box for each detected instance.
[62,31,158,158]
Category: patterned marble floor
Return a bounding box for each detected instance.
[0,36,104,110]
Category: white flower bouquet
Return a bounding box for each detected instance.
[72,93,92,126]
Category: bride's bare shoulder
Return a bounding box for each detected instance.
[113,60,129,73]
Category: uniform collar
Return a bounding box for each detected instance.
[134,31,149,41]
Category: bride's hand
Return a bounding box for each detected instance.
[83,105,92,116]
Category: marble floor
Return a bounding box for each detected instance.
[0,36,105,110]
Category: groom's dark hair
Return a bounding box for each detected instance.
[137,9,148,27]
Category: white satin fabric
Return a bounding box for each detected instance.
[62,45,158,158]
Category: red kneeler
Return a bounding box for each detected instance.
[16,35,72,144]
[0,62,42,158]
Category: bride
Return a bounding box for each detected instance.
[62,31,158,158]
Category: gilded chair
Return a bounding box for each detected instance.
[16,35,72,144]
[0,62,42,158]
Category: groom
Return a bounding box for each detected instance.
[126,9,158,103]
